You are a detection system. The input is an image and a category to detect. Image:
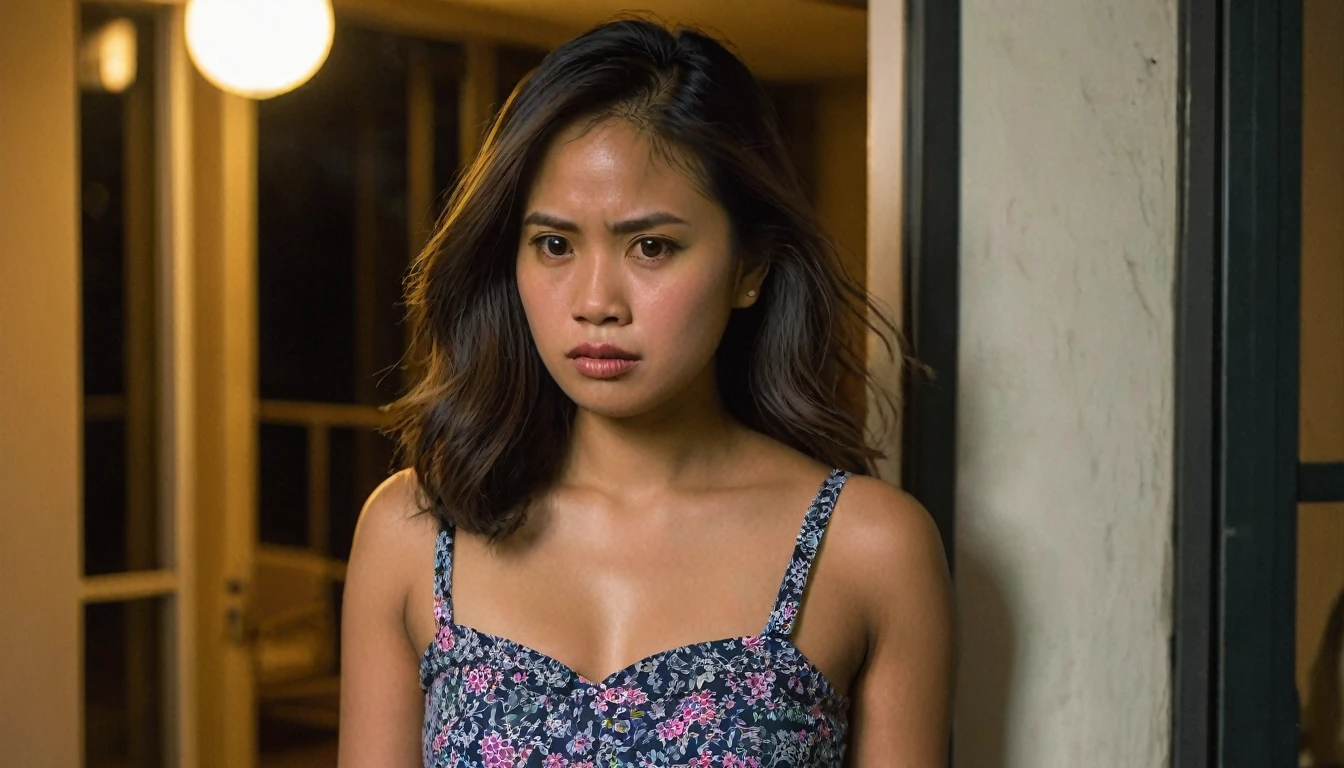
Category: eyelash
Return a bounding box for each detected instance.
[528,235,682,262]
[531,235,573,259]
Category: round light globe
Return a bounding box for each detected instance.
[185,0,334,100]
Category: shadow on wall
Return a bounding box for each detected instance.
[954,541,1017,768]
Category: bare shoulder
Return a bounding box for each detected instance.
[347,469,440,621]
[826,474,952,632]
[339,469,437,764]
[828,474,947,571]
[352,468,440,554]
[356,468,434,536]
[743,434,950,605]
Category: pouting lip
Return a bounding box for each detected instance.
[567,343,640,361]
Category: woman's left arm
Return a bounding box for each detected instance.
[841,480,956,767]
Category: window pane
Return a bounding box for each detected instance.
[328,427,396,560]
[85,599,165,768]
[1300,0,1344,467]
[259,423,310,548]
[84,419,133,575]
[80,6,160,575]
[80,83,126,398]
[258,24,419,405]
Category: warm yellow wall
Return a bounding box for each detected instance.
[814,76,872,438]
[0,0,82,762]
[815,77,869,291]
[1297,0,1344,699]
[361,0,867,81]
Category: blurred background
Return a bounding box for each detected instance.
[2,0,1342,767]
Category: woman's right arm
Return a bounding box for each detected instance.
[338,471,429,767]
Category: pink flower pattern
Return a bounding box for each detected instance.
[479,732,515,768]
[678,690,718,726]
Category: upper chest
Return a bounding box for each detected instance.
[405,475,867,696]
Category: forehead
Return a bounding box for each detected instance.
[525,119,716,213]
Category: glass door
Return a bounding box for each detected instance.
[78,3,198,766]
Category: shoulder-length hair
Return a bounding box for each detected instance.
[388,17,903,539]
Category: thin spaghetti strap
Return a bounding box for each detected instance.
[431,523,455,634]
[763,468,850,638]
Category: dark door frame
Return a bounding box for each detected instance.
[901,5,959,766]
[1172,0,1314,766]
[901,0,960,570]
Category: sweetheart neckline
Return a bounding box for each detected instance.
[420,621,849,704]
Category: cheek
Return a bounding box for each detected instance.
[516,263,562,332]
[634,269,735,350]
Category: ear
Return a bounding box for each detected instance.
[732,259,770,309]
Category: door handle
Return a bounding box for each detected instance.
[224,578,256,645]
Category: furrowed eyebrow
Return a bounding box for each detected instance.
[521,212,579,231]
[608,212,689,235]
[521,211,689,235]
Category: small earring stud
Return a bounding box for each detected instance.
[747,290,757,298]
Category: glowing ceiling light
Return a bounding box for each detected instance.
[185,0,334,100]
[79,18,138,94]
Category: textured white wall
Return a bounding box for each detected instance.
[954,1,1178,766]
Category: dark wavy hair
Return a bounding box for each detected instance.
[388,18,903,540]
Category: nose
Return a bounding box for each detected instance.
[571,251,631,326]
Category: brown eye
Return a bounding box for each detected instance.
[540,235,571,258]
[637,238,673,260]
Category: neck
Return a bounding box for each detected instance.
[561,368,744,494]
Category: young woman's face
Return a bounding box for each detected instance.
[516,119,761,420]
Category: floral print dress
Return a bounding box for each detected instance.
[420,469,852,767]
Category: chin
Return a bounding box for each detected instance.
[561,385,659,420]
[549,368,679,420]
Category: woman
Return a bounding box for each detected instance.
[339,18,953,767]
